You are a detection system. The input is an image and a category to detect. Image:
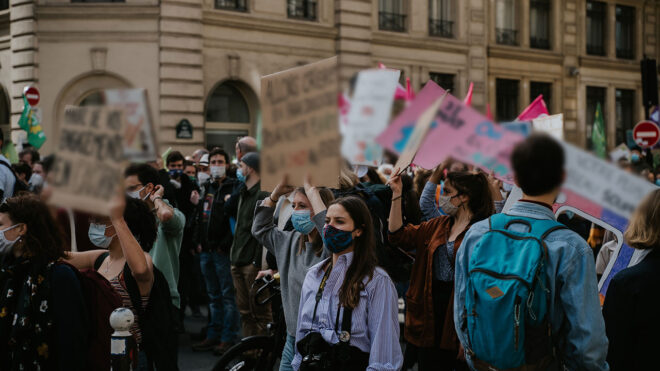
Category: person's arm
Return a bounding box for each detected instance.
[387,171,405,232]
[251,199,291,255]
[303,175,326,215]
[110,196,154,295]
[51,264,88,371]
[150,185,174,223]
[366,275,404,371]
[64,249,106,270]
[419,181,442,221]
[602,275,632,371]
[557,239,609,370]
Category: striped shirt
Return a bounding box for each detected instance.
[292,252,403,371]
[109,272,149,346]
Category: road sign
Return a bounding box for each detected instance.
[23,86,40,106]
[633,120,660,148]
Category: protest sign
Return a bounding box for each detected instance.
[609,143,631,162]
[501,121,532,137]
[260,57,341,190]
[341,69,400,166]
[49,106,126,216]
[104,88,158,162]
[532,113,563,141]
[393,93,447,174]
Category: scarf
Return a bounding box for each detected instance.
[0,255,55,370]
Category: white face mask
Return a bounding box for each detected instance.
[210,165,226,180]
[438,195,461,216]
[0,224,21,255]
[127,185,149,200]
[197,172,211,185]
[88,223,115,249]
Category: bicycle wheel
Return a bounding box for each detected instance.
[212,336,276,371]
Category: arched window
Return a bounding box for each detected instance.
[78,91,105,106]
[205,81,257,160]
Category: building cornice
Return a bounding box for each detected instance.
[36,4,160,19]
[487,44,564,65]
[371,31,470,54]
[578,55,639,72]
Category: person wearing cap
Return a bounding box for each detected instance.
[192,147,242,354]
[229,151,272,338]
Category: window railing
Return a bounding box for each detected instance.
[530,37,550,49]
[429,19,454,38]
[215,0,247,12]
[616,48,634,60]
[587,44,605,56]
[496,28,518,46]
[288,0,317,21]
[379,12,407,32]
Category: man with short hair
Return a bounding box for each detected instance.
[454,134,608,370]
[19,148,39,168]
[235,136,257,162]
[124,164,185,313]
[230,152,271,337]
[192,148,241,354]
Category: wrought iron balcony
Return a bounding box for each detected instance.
[496,28,518,46]
[288,1,317,21]
[530,36,550,50]
[379,12,407,32]
[429,19,454,38]
[616,47,634,59]
[587,43,606,56]
[215,0,247,12]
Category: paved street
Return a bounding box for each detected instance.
[179,307,218,371]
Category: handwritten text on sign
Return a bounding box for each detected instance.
[49,106,126,216]
[260,57,341,190]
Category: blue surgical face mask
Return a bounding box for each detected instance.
[236,168,246,183]
[655,179,660,187]
[168,169,183,179]
[88,223,115,249]
[322,224,354,254]
[291,210,315,234]
[631,154,641,163]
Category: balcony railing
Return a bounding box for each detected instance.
[496,28,518,46]
[215,0,247,12]
[616,48,634,59]
[530,36,550,50]
[587,43,606,56]
[288,1,317,21]
[379,12,407,32]
[429,19,454,38]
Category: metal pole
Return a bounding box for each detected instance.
[109,308,138,371]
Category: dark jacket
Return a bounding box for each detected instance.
[198,177,239,252]
[388,216,470,349]
[603,248,660,370]
[229,181,268,267]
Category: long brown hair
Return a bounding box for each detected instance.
[625,189,660,249]
[295,187,335,256]
[446,171,495,223]
[330,196,377,309]
[0,194,65,261]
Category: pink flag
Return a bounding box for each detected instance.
[517,94,549,121]
[405,77,415,101]
[486,103,494,121]
[463,82,474,106]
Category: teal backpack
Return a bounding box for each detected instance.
[464,214,566,370]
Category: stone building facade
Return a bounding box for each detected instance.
[0,0,657,158]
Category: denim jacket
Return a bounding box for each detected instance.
[454,201,609,370]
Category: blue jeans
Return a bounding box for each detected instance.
[279,334,296,371]
[200,251,240,342]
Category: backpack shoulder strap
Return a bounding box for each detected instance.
[489,214,567,240]
[94,252,110,271]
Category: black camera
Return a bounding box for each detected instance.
[297,333,331,371]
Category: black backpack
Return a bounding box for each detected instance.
[0,160,29,195]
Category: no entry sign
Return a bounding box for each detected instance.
[23,86,40,106]
[633,120,660,148]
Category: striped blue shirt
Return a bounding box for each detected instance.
[292,252,403,371]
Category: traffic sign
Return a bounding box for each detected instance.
[23,86,40,106]
[633,120,660,148]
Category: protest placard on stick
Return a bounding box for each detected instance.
[532,113,563,141]
[49,106,126,216]
[104,89,158,162]
[260,57,341,190]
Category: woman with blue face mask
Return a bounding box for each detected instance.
[0,194,87,370]
[65,195,158,370]
[251,175,334,371]
[290,178,403,371]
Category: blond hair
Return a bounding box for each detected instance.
[624,189,660,249]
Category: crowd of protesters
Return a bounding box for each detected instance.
[1,115,660,371]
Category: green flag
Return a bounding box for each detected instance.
[591,102,606,158]
[17,95,46,149]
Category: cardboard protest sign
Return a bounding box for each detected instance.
[393,93,447,174]
[261,57,341,190]
[501,121,532,137]
[49,106,126,216]
[341,69,400,166]
[104,89,158,162]
[532,113,563,141]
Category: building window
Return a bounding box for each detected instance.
[586,1,606,56]
[529,0,550,49]
[0,0,7,9]
[530,82,552,114]
[429,0,453,38]
[78,91,105,106]
[429,72,455,92]
[288,0,317,21]
[379,0,407,32]
[215,0,247,12]
[615,5,634,59]
[496,78,519,121]
[496,0,518,46]
[206,83,250,123]
[615,89,634,145]
[586,86,607,149]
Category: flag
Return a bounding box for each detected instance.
[17,95,46,149]
[464,82,474,106]
[486,103,494,121]
[517,94,549,121]
[592,102,607,158]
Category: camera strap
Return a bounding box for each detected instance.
[334,305,353,343]
[309,261,333,329]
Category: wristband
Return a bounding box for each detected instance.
[153,196,163,202]
[269,195,278,203]
[391,195,402,202]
